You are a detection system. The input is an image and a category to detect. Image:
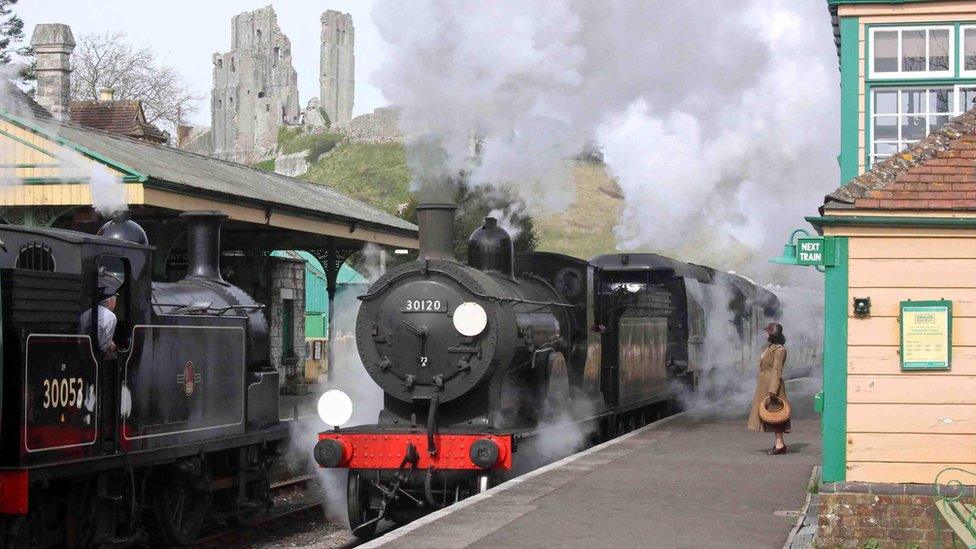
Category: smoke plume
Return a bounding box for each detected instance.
[372,1,838,282]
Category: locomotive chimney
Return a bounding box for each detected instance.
[416,203,456,261]
[181,210,227,282]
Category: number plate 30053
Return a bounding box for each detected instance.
[402,299,448,313]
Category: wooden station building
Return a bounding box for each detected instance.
[0,87,417,388]
[814,2,976,545]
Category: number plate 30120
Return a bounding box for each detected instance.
[402,299,448,313]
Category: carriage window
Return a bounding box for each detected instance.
[16,242,55,271]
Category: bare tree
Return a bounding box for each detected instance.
[70,31,202,134]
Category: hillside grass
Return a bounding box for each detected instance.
[300,143,413,215]
[298,142,625,259]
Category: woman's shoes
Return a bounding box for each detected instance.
[766,445,787,455]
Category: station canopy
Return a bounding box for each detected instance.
[0,86,418,265]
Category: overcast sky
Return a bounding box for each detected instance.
[19,0,388,126]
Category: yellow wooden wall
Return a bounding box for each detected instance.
[0,119,137,206]
[847,233,976,483]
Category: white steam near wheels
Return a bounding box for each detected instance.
[317,389,354,428]
[453,302,488,337]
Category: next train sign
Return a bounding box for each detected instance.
[796,236,836,267]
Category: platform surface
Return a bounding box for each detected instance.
[367,381,821,549]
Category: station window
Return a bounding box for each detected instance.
[870,26,953,79]
[963,26,976,76]
[870,85,976,165]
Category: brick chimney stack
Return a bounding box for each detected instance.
[30,23,75,121]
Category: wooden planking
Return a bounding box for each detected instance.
[850,346,976,375]
[851,237,976,259]
[850,258,976,288]
[849,316,976,346]
[826,226,976,238]
[849,403,976,434]
[849,433,976,464]
[849,375,976,404]
[847,461,976,485]
[0,183,144,207]
[845,288,976,318]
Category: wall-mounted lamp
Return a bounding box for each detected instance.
[853,297,871,318]
[769,228,812,266]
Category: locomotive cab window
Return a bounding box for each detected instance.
[83,255,131,354]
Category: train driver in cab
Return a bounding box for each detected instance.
[80,286,118,355]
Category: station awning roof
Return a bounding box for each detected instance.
[0,86,418,251]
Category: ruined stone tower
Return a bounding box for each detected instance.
[319,10,354,126]
[211,6,300,164]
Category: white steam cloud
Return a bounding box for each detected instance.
[372,0,838,282]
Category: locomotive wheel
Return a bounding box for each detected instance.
[151,467,212,546]
[348,471,379,538]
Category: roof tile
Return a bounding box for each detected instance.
[824,108,976,211]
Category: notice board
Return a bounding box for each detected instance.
[900,300,952,371]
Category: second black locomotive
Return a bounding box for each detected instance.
[314,203,811,536]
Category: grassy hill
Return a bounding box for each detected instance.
[292,140,626,260]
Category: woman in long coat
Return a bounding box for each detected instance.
[748,322,789,455]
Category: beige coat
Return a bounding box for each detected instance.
[747,343,789,432]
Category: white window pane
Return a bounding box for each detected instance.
[932,115,951,131]
[901,90,926,114]
[966,29,976,71]
[902,115,927,139]
[875,90,898,114]
[902,29,926,72]
[874,116,898,139]
[929,29,950,71]
[875,142,899,156]
[874,31,898,72]
[930,88,953,113]
[962,87,976,111]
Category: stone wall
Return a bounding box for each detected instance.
[320,10,354,125]
[817,482,973,548]
[266,256,306,387]
[330,106,402,143]
[211,6,301,164]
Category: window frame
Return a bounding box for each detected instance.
[960,24,976,77]
[869,85,959,165]
[868,25,955,80]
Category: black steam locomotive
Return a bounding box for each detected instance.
[313,204,810,537]
[0,211,285,547]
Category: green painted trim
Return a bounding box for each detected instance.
[0,108,149,183]
[822,236,849,483]
[807,215,976,228]
[840,16,860,184]
[0,163,59,169]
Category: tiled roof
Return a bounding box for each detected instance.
[823,109,976,211]
[69,100,168,144]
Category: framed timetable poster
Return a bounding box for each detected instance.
[900,300,952,371]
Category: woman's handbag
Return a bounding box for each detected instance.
[759,394,791,425]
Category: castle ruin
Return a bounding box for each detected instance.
[211,6,301,164]
[319,10,354,126]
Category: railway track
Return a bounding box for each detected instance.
[195,475,325,547]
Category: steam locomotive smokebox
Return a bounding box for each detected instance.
[468,217,514,278]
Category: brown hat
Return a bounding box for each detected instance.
[764,322,783,336]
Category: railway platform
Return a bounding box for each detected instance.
[364,379,821,549]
